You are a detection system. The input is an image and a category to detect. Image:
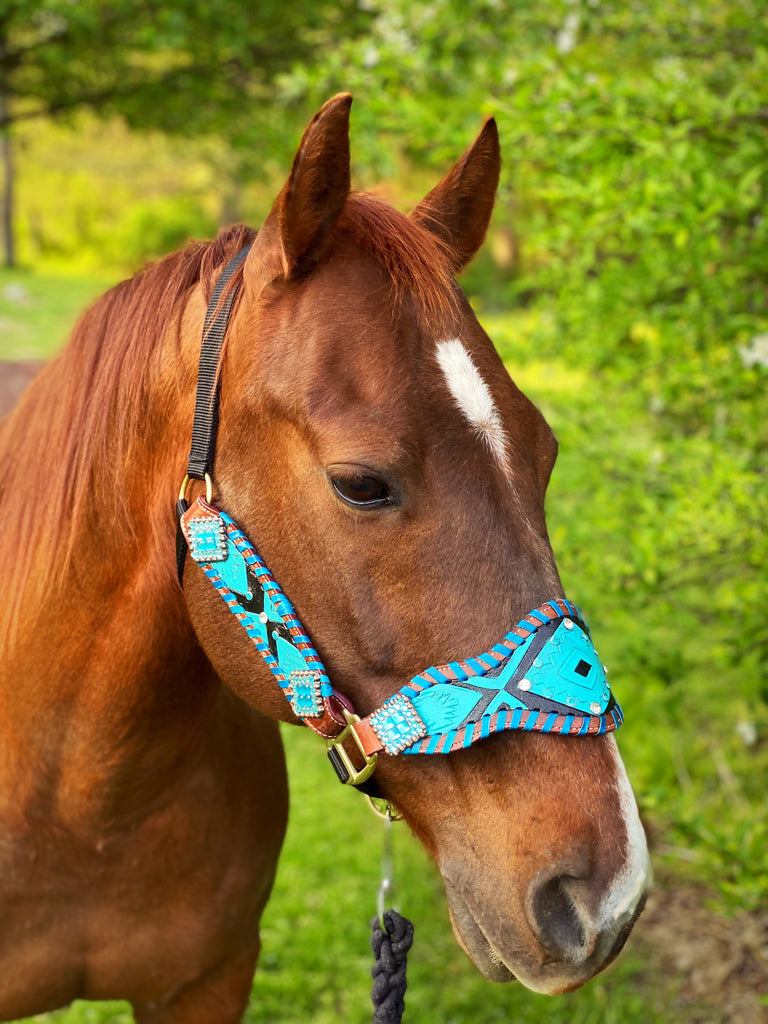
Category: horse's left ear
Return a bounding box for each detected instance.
[411,118,501,273]
[246,93,352,285]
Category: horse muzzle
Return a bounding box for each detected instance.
[444,858,650,994]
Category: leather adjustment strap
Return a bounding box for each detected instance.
[350,718,385,758]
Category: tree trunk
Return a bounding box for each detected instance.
[1,119,13,269]
[0,83,13,269]
[0,12,13,268]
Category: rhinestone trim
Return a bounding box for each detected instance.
[188,516,228,562]
[289,669,324,718]
[370,694,427,755]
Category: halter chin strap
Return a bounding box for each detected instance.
[176,246,623,787]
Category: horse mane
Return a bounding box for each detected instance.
[0,196,457,642]
[0,224,257,641]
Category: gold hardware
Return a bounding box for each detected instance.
[179,473,213,505]
[327,709,378,786]
[366,796,403,822]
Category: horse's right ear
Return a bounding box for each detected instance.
[411,118,501,273]
[246,94,352,286]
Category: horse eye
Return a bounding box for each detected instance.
[331,474,392,509]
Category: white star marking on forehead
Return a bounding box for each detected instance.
[435,338,511,473]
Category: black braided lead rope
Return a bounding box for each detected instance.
[371,911,414,1024]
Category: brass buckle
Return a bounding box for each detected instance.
[327,710,377,786]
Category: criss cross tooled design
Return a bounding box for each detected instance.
[181,496,623,769]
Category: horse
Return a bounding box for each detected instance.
[0,94,650,1022]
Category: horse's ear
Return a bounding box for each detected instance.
[411,118,501,273]
[247,93,352,285]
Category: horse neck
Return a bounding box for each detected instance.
[0,279,221,831]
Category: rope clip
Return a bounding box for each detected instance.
[376,803,397,932]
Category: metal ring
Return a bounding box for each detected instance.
[366,796,403,822]
[179,473,213,505]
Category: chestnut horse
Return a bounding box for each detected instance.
[0,95,649,1021]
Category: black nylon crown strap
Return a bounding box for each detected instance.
[185,243,253,480]
[176,242,253,587]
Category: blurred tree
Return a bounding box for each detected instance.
[0,0,371,265]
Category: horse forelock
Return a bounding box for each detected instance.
[333,193,459,334]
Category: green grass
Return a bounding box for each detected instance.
[0,267,118,361]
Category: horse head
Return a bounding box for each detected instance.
[180,95,650,994]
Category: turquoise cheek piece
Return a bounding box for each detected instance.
[193,520,327,716]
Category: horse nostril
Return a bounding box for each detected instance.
[531,876,587,959]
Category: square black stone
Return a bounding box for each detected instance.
[574,659,591,677]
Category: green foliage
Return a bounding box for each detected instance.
[0,0,371,139]
[11,117,229,269]
[0,0,373,264]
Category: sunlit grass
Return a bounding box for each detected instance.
[0,266,118,360]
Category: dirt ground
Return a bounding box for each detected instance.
[0,360,43,417]
[632,880,767,1023]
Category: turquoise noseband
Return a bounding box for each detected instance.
[176,245,623,786]
[368,603,619,756]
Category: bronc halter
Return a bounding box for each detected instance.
[176,245,623,787]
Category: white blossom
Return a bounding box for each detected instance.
[738,333,768,369]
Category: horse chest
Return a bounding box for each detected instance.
[0,704,287,1017]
